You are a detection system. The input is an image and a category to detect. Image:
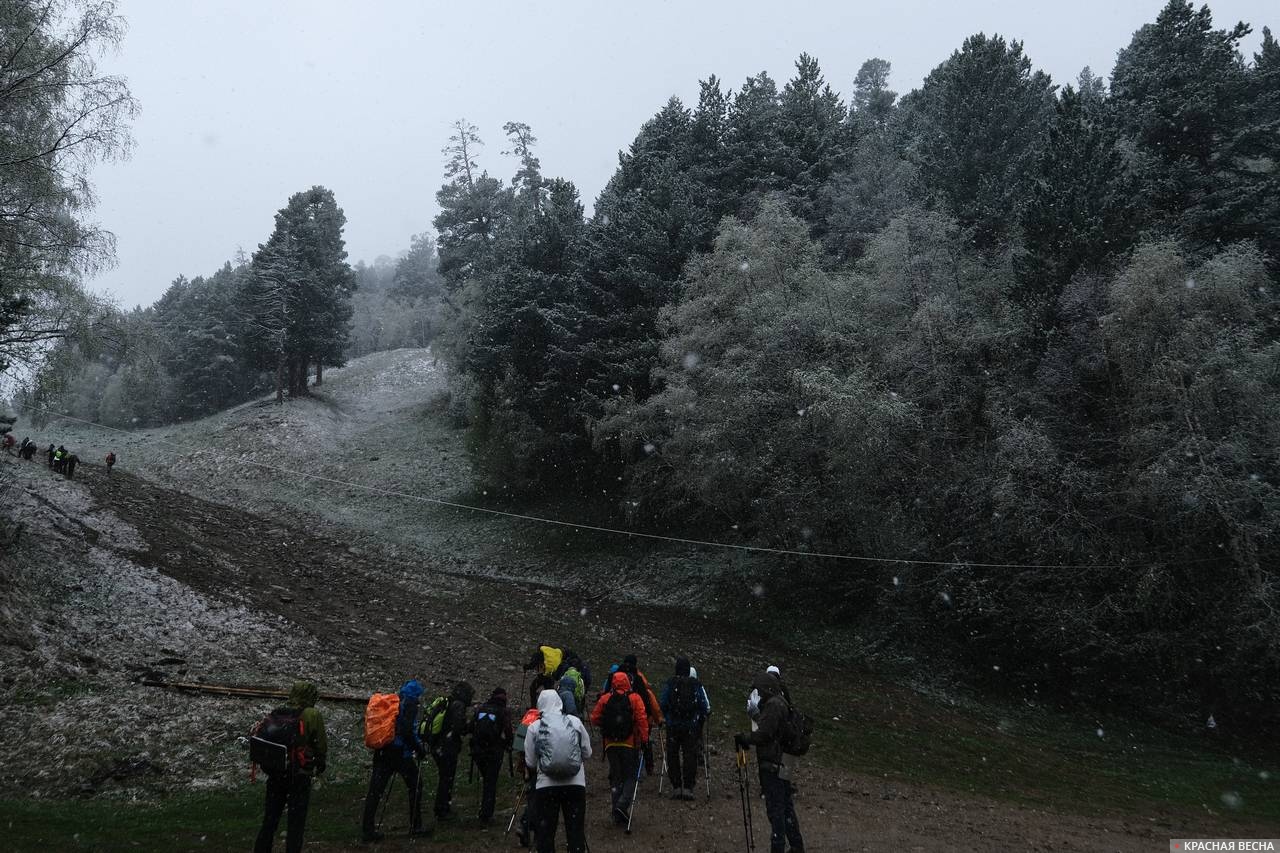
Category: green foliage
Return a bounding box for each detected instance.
[904,33,1055,251]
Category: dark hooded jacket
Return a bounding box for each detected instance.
[742,672,786,766]
[435,681,475,758]
[660,656,710,731]
[287,681,328,776]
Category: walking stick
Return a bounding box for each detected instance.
[704,733,712,798]
[625,753,645,835]
[506,782,526,834]
[658,727,668,795]
[736,747,755,852]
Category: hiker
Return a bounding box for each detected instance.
[46,444,55,468]
[523,645,563,708]
[735,671,805,853]
[64,452,78,479]
[511,703,542,847]
[431,680,474,822]
[53,445,65,473]
[591,670,649,827]
[747,665,792,728]
[556,651,588,718]
[690,665,712,775]
[253,681,327,853]
[660,656,710,800]
[619,654,663,774]
[471,686,513,824]
[105,451,116,476]
[525,689,591,853]
[1,433,13,454]
[360,679,429,842]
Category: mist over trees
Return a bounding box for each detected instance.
[434,1,1280,723]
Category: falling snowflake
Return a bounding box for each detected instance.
[1185,277,1197,289]
[739,260,750,272]
[1220,791,1243,809]
[612,384,620,392]
[892,576,900,587]
[1096,728,1105,738]
[751,583,765,598]
[643,443,656,455]
[682,352,701,370]
[579,607,588,616]
[938,591,952,606]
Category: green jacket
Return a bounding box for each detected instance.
[288,682,328,776]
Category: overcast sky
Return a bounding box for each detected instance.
[88,0,1274,308]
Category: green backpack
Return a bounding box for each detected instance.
[417,696,449,747]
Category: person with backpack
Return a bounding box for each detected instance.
[660,656,710,800]
[619,654,663,775]
[591,670,649,827]
[522,646,562,708]
[471,686,513,824]
[64,452,78,479]
[524,689,591,853]
[45,444,55,468]
[105,451,116,476]
[511,703,542,848]
[360,679,429,843]
[735,671,805,853]
[252,681,327,853]
[431,680,474,822]
[52,445,65,473]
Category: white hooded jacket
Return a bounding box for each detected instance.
[524,688,592,789]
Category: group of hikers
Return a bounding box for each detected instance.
[2,434,116,479]
[250,646,810,853]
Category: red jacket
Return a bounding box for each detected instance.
[591,671,649,748]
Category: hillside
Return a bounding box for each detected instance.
[2,349,1276,851]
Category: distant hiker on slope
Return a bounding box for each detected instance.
[660,656,710,800]
[525,689,591,853]
[591,670,649,828]
[432,680,474,822]
[63,451,78,479]
[53,445,65,473]
[252,681,328,853]
[736,671,805,853]
[1,433,13,454]
[105,451,116,476]
[361,679,429,842]
[45,444,54,468]
[471,686,513,824]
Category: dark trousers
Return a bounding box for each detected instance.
[761,768,804,853]
[361,752,423,836]
[533,784,586,853]
[254,773,311,853]
[474,750,503,820]
[433,750,459,817]
[667,727,699,790]
[605,747,640,820]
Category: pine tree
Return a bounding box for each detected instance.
[777,54,848,223]
[905,33,1055,251]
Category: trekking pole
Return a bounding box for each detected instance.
[625,753,645,835]
[505,782,526,834]
[704,734,712,798]
[657,727,668,795]
[736,748,755,852]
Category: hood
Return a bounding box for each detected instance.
[689,666,699,679]
[399,679,425,703]
[487,687,508,706]
[752,672,781,700]
[622,654,638,673]
[536,688,563,714]
[675,656,691,678]
[288,681,319,709]
[450,681,474,704]
[610,671,633,692]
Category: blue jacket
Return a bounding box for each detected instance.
[659,668,710,731]
[392,679,427,759]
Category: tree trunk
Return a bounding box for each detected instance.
[315,360,323,386]
[275,356,285,404]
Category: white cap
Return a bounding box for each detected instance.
[689,666,699,679]
[766,665,781,676]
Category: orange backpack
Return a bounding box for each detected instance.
[364,693,400,749]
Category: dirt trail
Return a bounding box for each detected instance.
[17,462,1229,851]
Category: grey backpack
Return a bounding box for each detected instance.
[535,714,583,780]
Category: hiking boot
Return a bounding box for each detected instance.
[681,789,696,801]
[515,827,530,848]
[670,787,683,800]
